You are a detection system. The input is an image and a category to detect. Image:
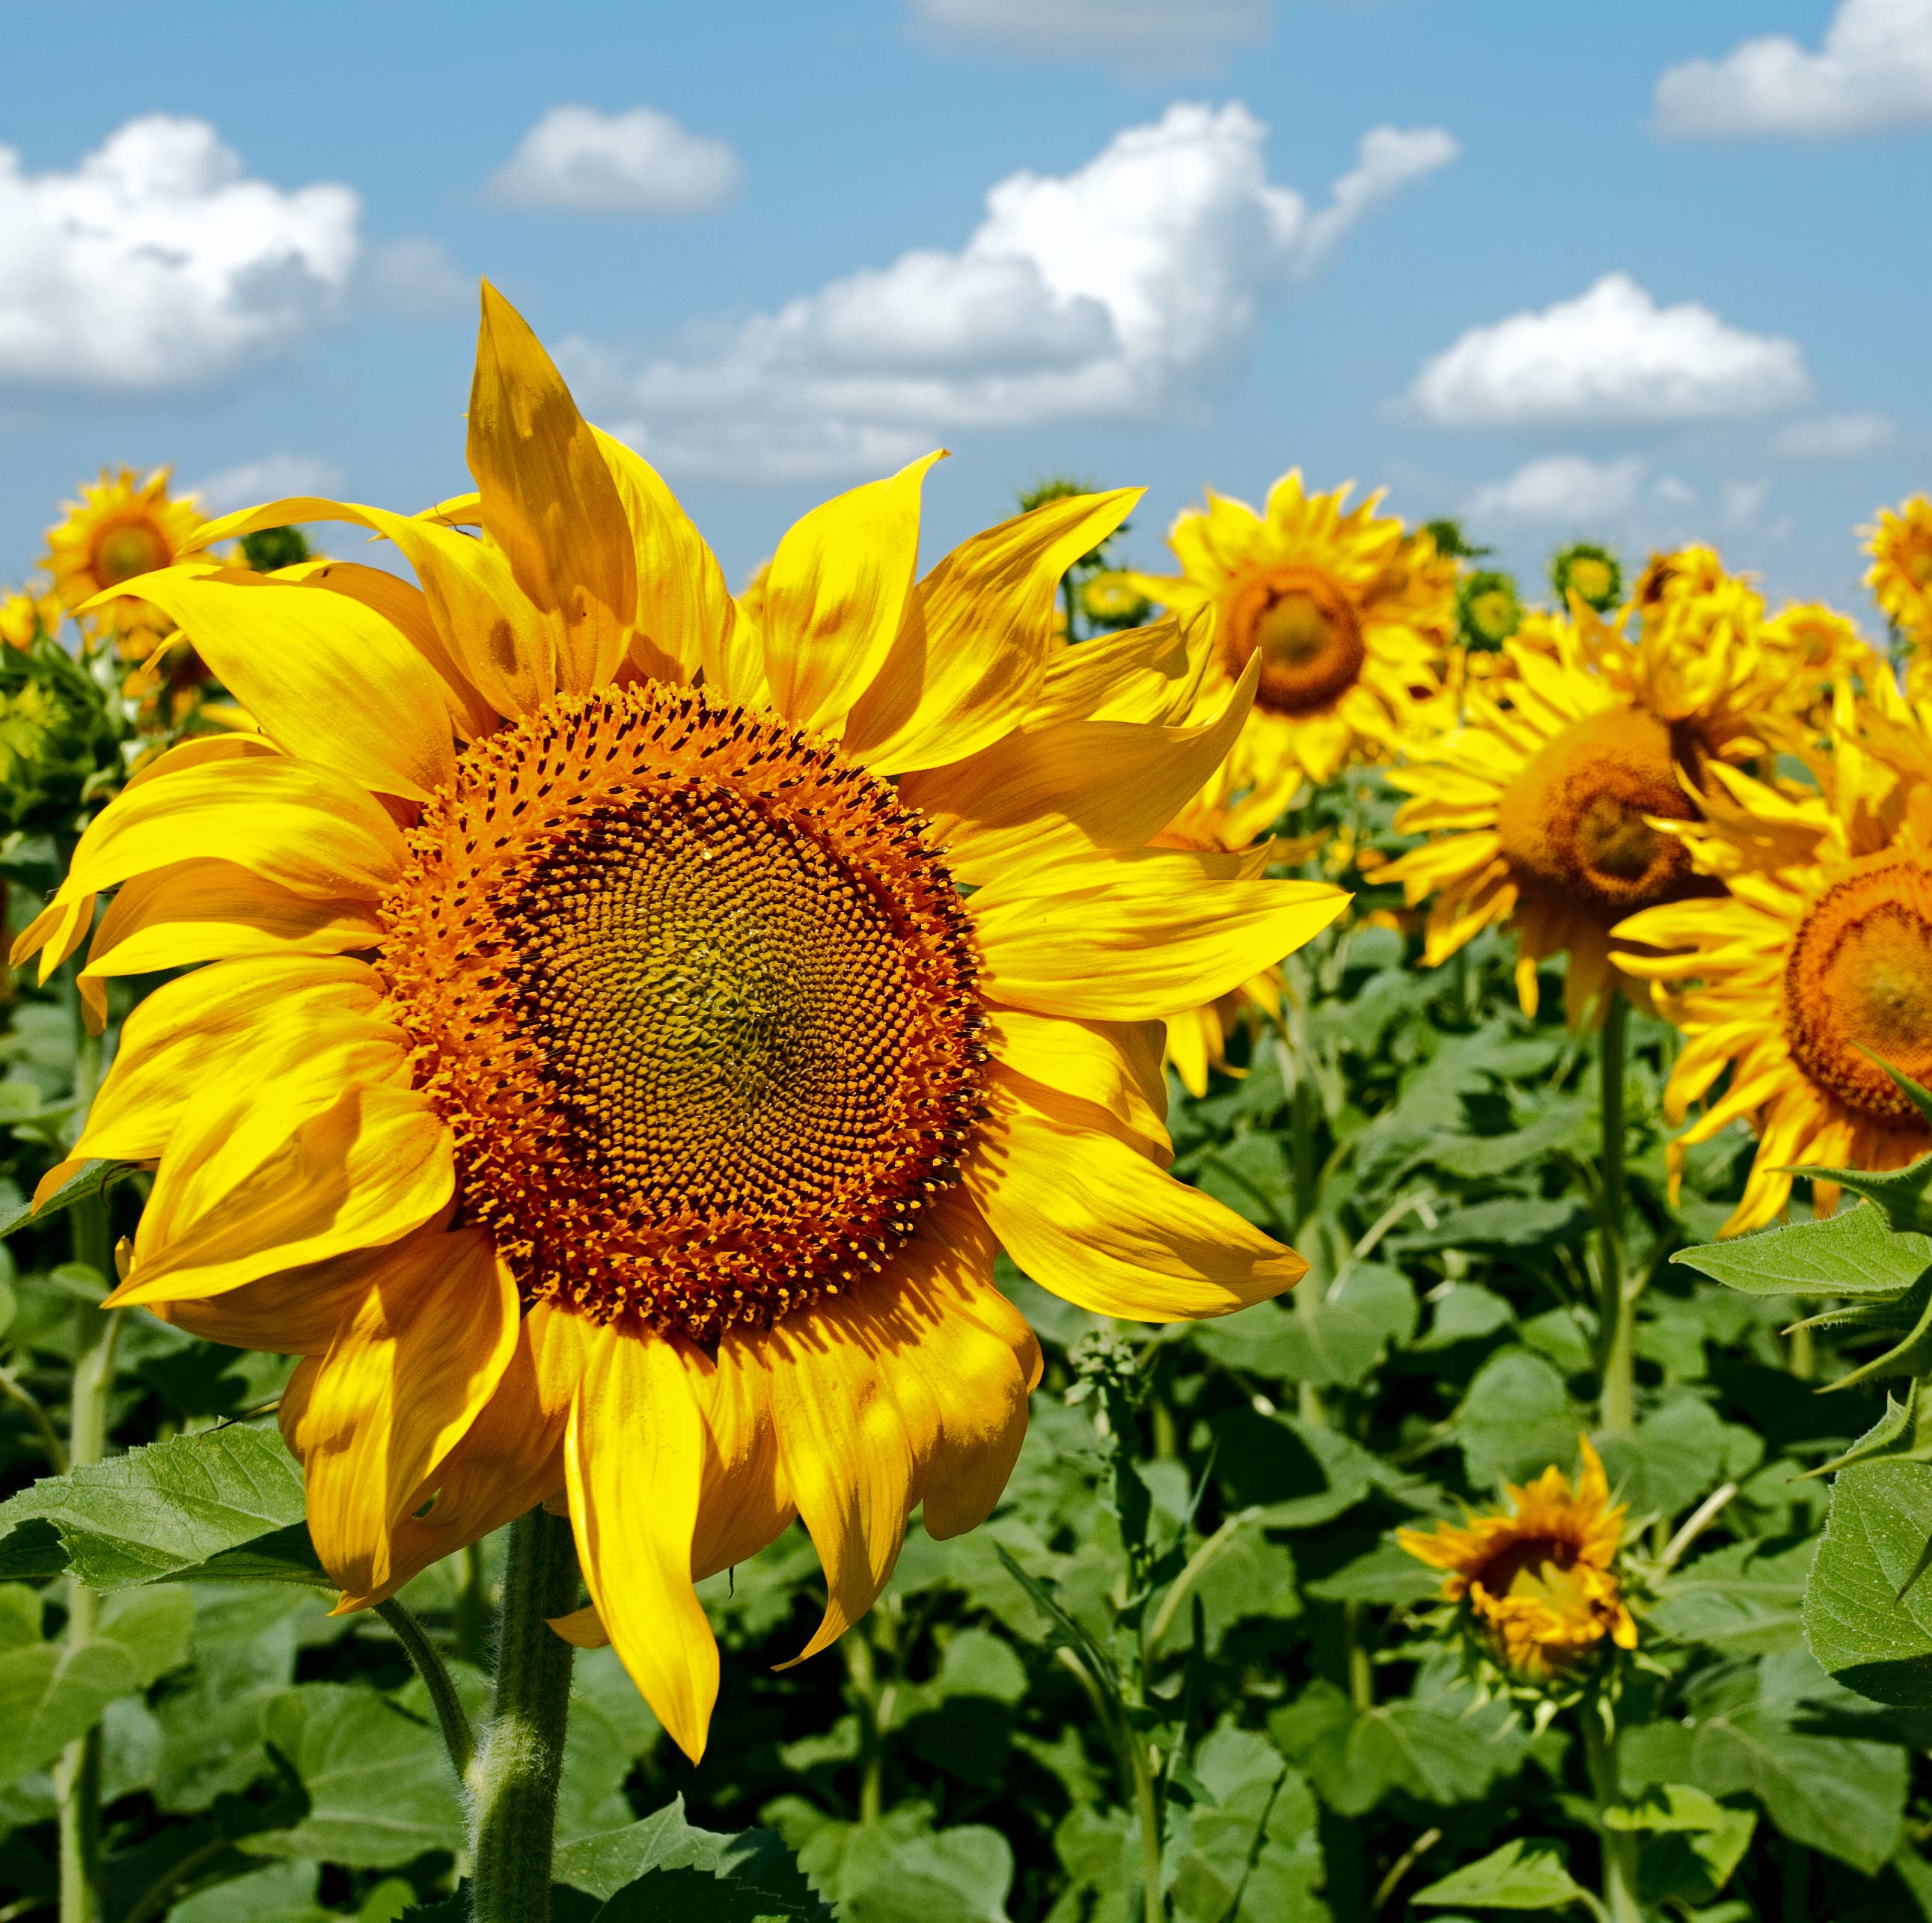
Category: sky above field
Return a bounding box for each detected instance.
[1,0,1927,617]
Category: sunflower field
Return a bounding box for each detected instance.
[6,295,1932,1923]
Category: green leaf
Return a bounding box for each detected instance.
[100,1583,196,1687]
[1167,1729,1324,1923]
[1395,1196,1592,1256]
[1300,1541,1440,1607]
[1192,1265,1413,1386]
[1675,1201,1932,1298]
[0,1425,320,1592]
[1606,1786,1756,1907]
[1413,1838,1587,1910]
[594,1868,815,1922]
[242,1683,466,1869]
[1806,1459,1932,1705]
[0,1158,119,1240]
[794,1807,1012,1922]
[0,1636,139,1787]
[167,1859,331,1923]
[1650,1537,1813,1657]
[1597,1396,1757,1520]
[1454,1350,1584,1488]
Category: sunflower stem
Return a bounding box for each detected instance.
[1580,1710,1641,1923]
[1597,994,1636,1436]
[377,1598,475,1780]
[1127,1723,1166,1923]
[468,1506,578,1923]
[57,1197,118,1923]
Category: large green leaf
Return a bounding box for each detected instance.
[1192,1264,1414,1387]
[0,1425,320,1591]
[1650,1538,1813,1657]
[1166,1728,1325,1923]
[1597,1395,1758,1520]
[1805,1459,1932,1705]
[1676,1200,1931,1297]
[0,1635,139,1787]
[1455,1349,1584,1488]
[1413,1838,1588,1910]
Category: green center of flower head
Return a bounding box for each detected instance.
[1567,558,1613,605]
[94,520,171,587]
[377,680,990,1344]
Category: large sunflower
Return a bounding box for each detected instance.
[18,287,1345,1762]
[1868,496,1932,642]
[1615,727,1932,1235]
[1398,1437,1636,1679]
[1378,609,1759,1025]
[1123,471,1454,808]
[43,466,205,658]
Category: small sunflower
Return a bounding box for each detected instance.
[0,590,61,652]
[18,287,1346,1763]
[1632,544,1728,621]
[1080,572,1153,632]
[1867,496,1932,641]
[1400,1437,1636,1680]
[1550,542,1621,614]
[1615,734,1932,1235]
[43,466,205,658]
[1457,569,1522,651]
[1123,471,1455,809]
[1378,610,1757,1025]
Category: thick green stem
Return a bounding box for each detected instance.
[377,1598,475,1779]
[1581,1712,1641,1923]
[468,1507,579,1923]
[1598,995,1636,1436]
[58,1195,118,1923]
[1290,1076,1327,1426]
[843,1621,890,1825]
[1126,1724,1165,1923]
[1345,1603,1374,1712]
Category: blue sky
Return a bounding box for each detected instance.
[0,0,1925,620]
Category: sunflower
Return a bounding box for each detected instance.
[0,590,60,652]
[1632,544,1729,621]
[17,287,1346,1764]
[1122,471,1455,811]
[1456,569,1522,651]
[1378,609,1759,1025]
[43,466,205,658]
[1615,729,1932,1234]
[1550,542,1621,615]
[1868,496,1932,642]
[1398,1437,1636,1679]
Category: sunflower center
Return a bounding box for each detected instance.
[91,519,171,587]
[1493,706,1696,911]
[1908,548,1932,590]
[378,682,988,1344]
[1473,1533,1577,1600]
[1784,862,1932,1128]
[1223,565,1367,715]
[1566,558,1614,606]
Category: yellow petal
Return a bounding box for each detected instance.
[115,1083,453,1308]
[289,1227,518,1597]
[844,486,1140,774]
[1027,612,1215,727]
[91,567,456,802]
[591,427,733,686]
[967,1092,1306,1320]
[565,1324,718,1763]
[82,859,382,986]
[902,638,1251,879]
[972,853,1348,1021]
[760,453,944,734]
[468,284,635,693]
[985,1009,1170,1162]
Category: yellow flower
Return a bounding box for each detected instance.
[1079,572,1152,631]
[0,590,60,652]
[1398,1437,1636,1679]
[1550,542,1621,615]
[1124,471,1455,810]
[43,467,206,658]
[17,287,1347,1764]
[1867,496,1932,641]
[1379,609,1757,1026]
[1632,544,1729,621]
[1615,721,1932,1234]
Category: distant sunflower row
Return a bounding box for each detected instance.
[1106,471,1932,1238]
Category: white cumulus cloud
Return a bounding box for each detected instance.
[907,0,1273,67]
[1466,455,1646,525]
[489,106,741,214]
[185,453,349,515]
[0,115,359,390]
[1406,273,1810,429]
[565,103,1458,482]
[1655,0,1932,139]
[1772,410,1898,459]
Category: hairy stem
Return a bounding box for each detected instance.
[1597,994,1636,1436]
[468,1507,578,1923]
[377,1598,475,1780]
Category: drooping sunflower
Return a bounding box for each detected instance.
[1122,471,1455,810]
[43,466,205,658]
[1868,496,1932,642]
[1378,609,1761,1024]
[1398,1437,1636,1680]
[1615,733,1932,1235]
[19,287,1346,1763]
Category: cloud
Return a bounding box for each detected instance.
[1405,273,1810,428]
[1772,410,1898,459]
[1722,478,1772,529]
[364,237,471,318]
[1654,0,1932,139]
[186,453,348,515]
[906,0,1272,68]
[1465,454,1645,525]
[0,115,359,390]
[565,103,1458,481]
[488,106,741,214]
